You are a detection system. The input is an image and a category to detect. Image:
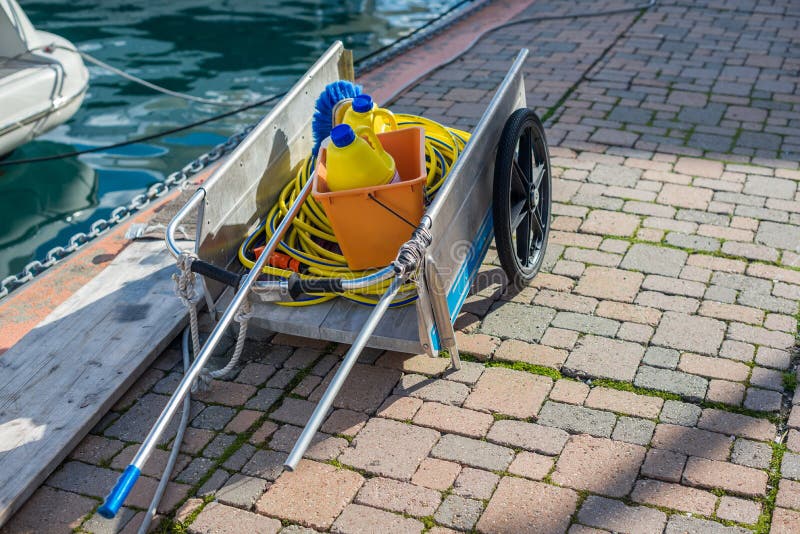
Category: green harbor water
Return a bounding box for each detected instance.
[0,0,458,281]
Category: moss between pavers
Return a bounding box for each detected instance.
[588,378,681,402]
[415,489,456,534]
[333,432,355,444]
[784,371,797,393]
[623,228,795,274]
[418,514,436,531]
[71,510,96,534]
[700,400,782,425]
[323,457,373,479]
[753,442,787,534]
[592,488,762,532]
[566,489,590,530]
[159,494,214,534]
[485,360,562,381]
[483,349,784,423]
[707,483,761,531]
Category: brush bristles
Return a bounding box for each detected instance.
[312,80,363,156]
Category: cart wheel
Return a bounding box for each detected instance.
[493,108,552,290]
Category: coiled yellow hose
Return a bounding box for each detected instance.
[238,114,470,307]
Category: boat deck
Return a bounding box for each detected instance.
[0,55,50,77]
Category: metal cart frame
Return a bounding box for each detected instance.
[99,42,548,518]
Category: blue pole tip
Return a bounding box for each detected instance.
[98,465,140,519]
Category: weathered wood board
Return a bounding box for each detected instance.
[0,240,188,526]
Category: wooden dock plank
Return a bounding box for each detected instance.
[0,240,187,526]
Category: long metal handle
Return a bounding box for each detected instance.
[99,177,314,519]
[284,274,405,470]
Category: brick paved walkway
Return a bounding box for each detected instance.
[4,0,799,533]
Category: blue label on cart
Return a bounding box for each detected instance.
[429,208,494,351]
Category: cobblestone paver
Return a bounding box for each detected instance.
[3,0,799,532]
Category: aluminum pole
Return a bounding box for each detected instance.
[284,274,405,470]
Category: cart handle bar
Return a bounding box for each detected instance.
[190,259,243,288]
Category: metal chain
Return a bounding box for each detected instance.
[0,125,254,300]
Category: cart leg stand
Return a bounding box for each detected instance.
[425,255,461,370]
[414,265,438,358]
[284,274,406,470]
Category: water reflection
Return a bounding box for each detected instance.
[0,146,96,262]
[0,0,454,278]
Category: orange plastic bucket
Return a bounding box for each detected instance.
[312,126,426,271]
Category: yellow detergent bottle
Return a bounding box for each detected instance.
[342,94,398,133]
[325,124,399,192]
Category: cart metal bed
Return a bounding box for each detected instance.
[99,41,553,518]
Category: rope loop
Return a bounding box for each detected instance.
[206,297,252,382]
[172,251,207,392]
[234,298,253,324]
[172,252,199,303]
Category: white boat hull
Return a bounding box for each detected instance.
[0,0,89,156]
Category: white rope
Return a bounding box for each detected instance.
[207,299,252,380]
[172,253,201,353]
[173,251,251,389]
[126,223,191,240]
[51,45,254,107]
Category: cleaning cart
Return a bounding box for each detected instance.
[99,41,552,518]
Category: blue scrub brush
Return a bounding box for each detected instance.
[312,80,363,156]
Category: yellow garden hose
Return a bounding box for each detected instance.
[238,114,470,307]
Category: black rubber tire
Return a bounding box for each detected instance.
[492,108,552,290]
